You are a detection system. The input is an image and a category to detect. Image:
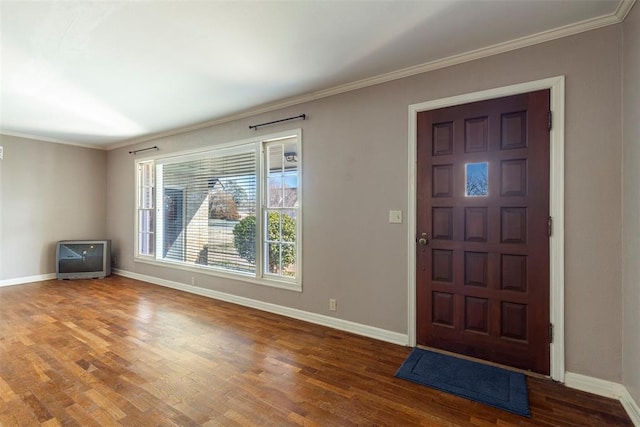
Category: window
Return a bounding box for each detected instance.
[135,131,301,289]
[137,161,155,256]
[264,138,299,278]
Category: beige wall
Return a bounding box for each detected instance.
[0,136,107,281]
[107,25,624,382]
[622,3,640,404]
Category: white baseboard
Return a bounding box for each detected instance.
[108,270,640,426]
[5,270,638,425]
[565,372,625,399]
[621,387,640,426]
[113,268,409,347]
[565,372,640,426]
[0,273,56,287]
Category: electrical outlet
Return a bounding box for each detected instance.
[329,298,337,312]
[191,277,195,285]
[389,210,402,224]
[0,146,3,160]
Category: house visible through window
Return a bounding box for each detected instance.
[135,131,301,289]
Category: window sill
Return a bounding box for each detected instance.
[134,256,302,292]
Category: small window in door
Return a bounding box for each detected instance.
[465,162,488,197]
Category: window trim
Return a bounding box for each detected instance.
[135,160,156,258]
[133,129,302,292]
[260,137,302,281]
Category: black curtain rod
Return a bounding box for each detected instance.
[249,114,306,130]
[129,146,159,155]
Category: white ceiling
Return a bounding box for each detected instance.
[0,0,633,150]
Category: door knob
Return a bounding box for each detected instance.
[417,232,429,246]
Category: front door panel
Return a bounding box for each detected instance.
[416,90,551,374]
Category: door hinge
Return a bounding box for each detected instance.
[547,111,553,131]
[547,216,553,237]
[549,323,554,343]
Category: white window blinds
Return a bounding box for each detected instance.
[135,130,301,289]
[156,145,257,275]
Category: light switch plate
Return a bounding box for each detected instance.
[0,146,3,159]
[389,210,402,224]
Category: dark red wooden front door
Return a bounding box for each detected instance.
[416,90,551,374]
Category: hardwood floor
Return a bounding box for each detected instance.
[0,276,632,426]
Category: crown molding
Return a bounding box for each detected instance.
[4,3,630,152]
[0,131,108,151]
[616,0,637,21]
[105,6,629,151]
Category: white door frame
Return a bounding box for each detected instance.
[407,76,565,382]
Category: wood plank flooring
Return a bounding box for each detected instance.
[0,276,632,426]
